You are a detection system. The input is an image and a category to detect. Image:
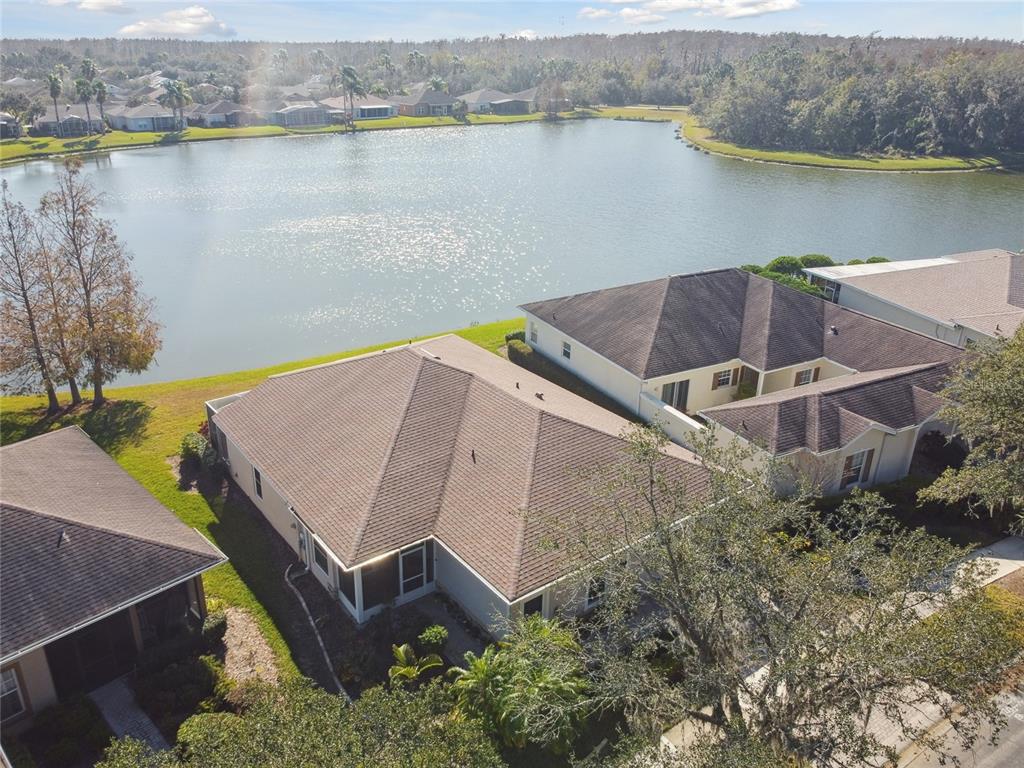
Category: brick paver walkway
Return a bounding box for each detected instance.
[89,676,169,751]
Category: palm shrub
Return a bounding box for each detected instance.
[388,643,443,687]
[418,624,448,655]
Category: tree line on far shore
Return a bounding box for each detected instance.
[0,160,160,411]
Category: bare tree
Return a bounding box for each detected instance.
[38,159,160,407]
[0,181,60,413]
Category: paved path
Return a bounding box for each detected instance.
[415,593,486,665]
[89,676,169,751]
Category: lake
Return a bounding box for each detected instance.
[3,119,1022,385]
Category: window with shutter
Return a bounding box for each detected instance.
[840,449,873,489]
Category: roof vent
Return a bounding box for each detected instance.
[515,382,520,389]
[535,392,544,400]
[830,325,839,335]
[471,449,477,464]
[57,528,70,548]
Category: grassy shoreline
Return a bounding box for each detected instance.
[6,105,1017,171]
[599,106,1021,172]
[0,318,523,678]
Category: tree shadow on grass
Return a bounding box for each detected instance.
[0,399,152,453]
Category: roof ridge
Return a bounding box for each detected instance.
[0,502,223,563]
[352,354,432,560]
[423,361,475,535]
[508,409,543,599]
[0,424,86,452]
[641,275,677,378]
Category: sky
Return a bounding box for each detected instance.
[1,0,1021,42]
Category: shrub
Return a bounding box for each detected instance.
[739,264,763,274]
[1,737,36,768]
[180,432,210,464]
[763,255,804,275]
[506,338,533,367]
[758,271,824,297]
[27,696,111,767]
[135,627,204,675]
[798,253,835,268]
[504,330,526,344]
[846,258,865,265]
[135,654,230,729]
[224,678,270,714]
[177,712,246,761]
[418,624,448,655]
[42,739,79,768]
[865,256,891,264]
[202,610,228,647]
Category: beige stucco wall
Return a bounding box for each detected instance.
[3,648,57,731]
[760,358,853,395]
[524,313,643,413]
[641,359,748,414]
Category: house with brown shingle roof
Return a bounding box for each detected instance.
[206,335,709,632]
[520,268,963,494]
[804,248,1023,346]
[0,428,226,731]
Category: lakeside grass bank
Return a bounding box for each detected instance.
[597,106,1021,172]
[0,318,523,677]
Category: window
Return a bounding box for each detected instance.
[1,668,25,722]
[313,540,329,575]
[400,544,426,594]
[714,369,734,388]
[561,341,572,360]
[253,467,263,499]
[586,577,605,609]
[529,322,538,343]
[661,381,676,406]
[840,449,874,489]
[660,380,690,411]
[796,369,814,386]
[523,594,544,617]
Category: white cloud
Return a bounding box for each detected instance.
[578,6,614,20]
[514,28,539,39]
[644,0,799,18]
[78,0,132,12]
[118,5,235,38]
[619,7,668,24]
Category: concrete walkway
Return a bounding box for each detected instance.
[414,593,487,665]
[89,676,169,751]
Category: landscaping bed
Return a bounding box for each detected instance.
[3,696,112,768]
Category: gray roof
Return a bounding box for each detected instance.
[520,268,962,379]
[107,103,175,118]
[191,100,250,115]
[806,249,1022,339]
[390,83,457,107]
[213,335,708,600]
[36,104,103,124]
[458,88,512,103]
[1,428,224,659]
[700,363,950,454]
[511,87,538,101]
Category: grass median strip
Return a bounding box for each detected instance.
[0,318,523,678]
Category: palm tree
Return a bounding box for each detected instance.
[340,65,366,131]
[158,80,193,131]
[92,80,107,127]
[309,48,329,74]
[378,51,395,75]
[80,58,98,83]
[74,78,94,135]
[272,48,288,75]
[46,72,64,138]
[388,643,442,687]
[428,75,447,94]
[448,646,507,727]
[406,49,426,75]
[369,82,389,97]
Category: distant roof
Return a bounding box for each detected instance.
[701,363,950,454]
[805,249,1023,339]
[107,103,175,118]
[191,100,250,115]
[0,112,16,122]
[521,268,962,379]
[1,428,225,659]
[511,87,538,101]
[318,94,392,111]
[458,88,512,103]
[390,83,457,107]
[36,104,103,123]
[213,335,708,601]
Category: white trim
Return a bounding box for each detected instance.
[0,667,26,723]
[0,560,223,664]
[398,543,427,595]
[312,539,330,576]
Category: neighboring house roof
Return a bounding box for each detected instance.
[520,268,962,379]
[805,249,1023,339]
[458,88,512,104]
[700,363,951,454]
[276,102,325,114]
[511,87,538,101]
[318,95,393,112]
[0,428,225,660]
[0,112,17,122]
[106,103,175,119]
[35,104,103,124]
[191,100,250,115]
[390,84,456,107]
[213,335,709,601]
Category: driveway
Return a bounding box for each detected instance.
[900,683,1024,768]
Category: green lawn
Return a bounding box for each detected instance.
[587,106,1022,172]
[0,318,522,678]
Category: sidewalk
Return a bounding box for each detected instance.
[89,676,169,751]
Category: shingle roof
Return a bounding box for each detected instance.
[390,84,456,107]
[520,268,962,379]
[212,336,709,600]
[192,100,250,115]
[809,249,1022,339]
[458,88,512,104]
[700,363,951,454]
[0,428,225,659]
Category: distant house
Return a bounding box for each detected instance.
[490,98,531,115]
[520,268,963,495]
[261,101,329,128]
[0,428,226,732]
[457,88,513,113]
[390,84,456,117]
[32,104,104,137]
[804,249,1023,346]
[104,103,178,132]
[318,95,397,121]
[187,100,257,128]
[207,335,709,635]
[0,112,22,138]
[511,86,539,111]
